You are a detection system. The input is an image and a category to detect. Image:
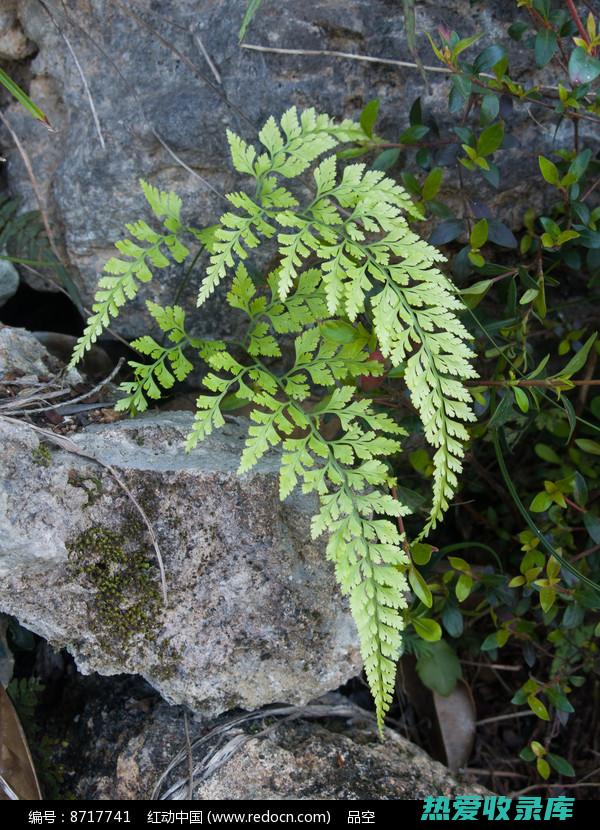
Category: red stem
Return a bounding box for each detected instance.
[565,496,586,514]
[391,487,411,554]
[566,0,591,46]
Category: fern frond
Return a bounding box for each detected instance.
[185,339,278,451]
[227,263,330,358]
[203,108,374,307]
[185,392,227,449]
[69,181,191,368]
[268,269,329,332]
[78,107,480,736]
[227,129,257,176]
[253,107,370,181]
[275,215,321,300]
[328,162,421,218]
[238,396,291,473]
[369,258,477,535]
[284,326,384,394]
[281,398,409,732]
[116,300,215,415]
[263,150,478,533]
[192,315,410,730]
[306,159,475,535]
[140,180,184,232]
[197,193,275,307]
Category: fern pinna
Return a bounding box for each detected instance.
[70,107,476,731]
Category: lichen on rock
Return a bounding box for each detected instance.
[66,525,162,657]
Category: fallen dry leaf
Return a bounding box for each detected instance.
[0,685,42,800]
[433,680,476,772]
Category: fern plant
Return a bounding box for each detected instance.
[70,107,476,731]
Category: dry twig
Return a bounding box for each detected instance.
[152,703,363,800]
[0,110,65,269]
[1,359,124,414]
[191,24,222,85]
[37,0,106,149]
[240,42,450,74]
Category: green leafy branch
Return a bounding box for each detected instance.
[116,301,219,415]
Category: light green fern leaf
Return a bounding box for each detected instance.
[200,108,375,307]
[368,254,477,535]
[227,129,257,176]
[253,107,371,181]
[77,108,479,737]
[267,269,329,333]
[238,396,290,474]
[198,193,275,306]
[116,300,209,415]
[140,180,183,232]
[69,181,191,368]
[281,395,409,731]
[276,216,321,300]
[185,393,227,450]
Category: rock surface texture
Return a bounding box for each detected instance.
[60,679,485,800]
[0,323,53,376]
[3,0,544,336]
[0,330,360,715]
[0,1,34,61]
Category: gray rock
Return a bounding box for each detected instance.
[0,407,361,716]
[0,0,35,60]
[5,0,546,334]
[0,323,83,387]
[66,686,486,800]
[191,713,485,801]
[0,322,55,377]
[0,259,19,307]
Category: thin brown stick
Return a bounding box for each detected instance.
[461,660,522,672]
[475,710,536,727]
[241,43,450,74]
[37,0,106,149]
[566,0,591,46]
[2,359,124,414]
[0,386,73,410]
[577,349,597,415]
[241,43,564,95]
[0,110,65,269]
[191,25,222,85]
[463,768,528,779]
[582,173,600,200]
[572,543,600,563]
[466,378,600,387]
